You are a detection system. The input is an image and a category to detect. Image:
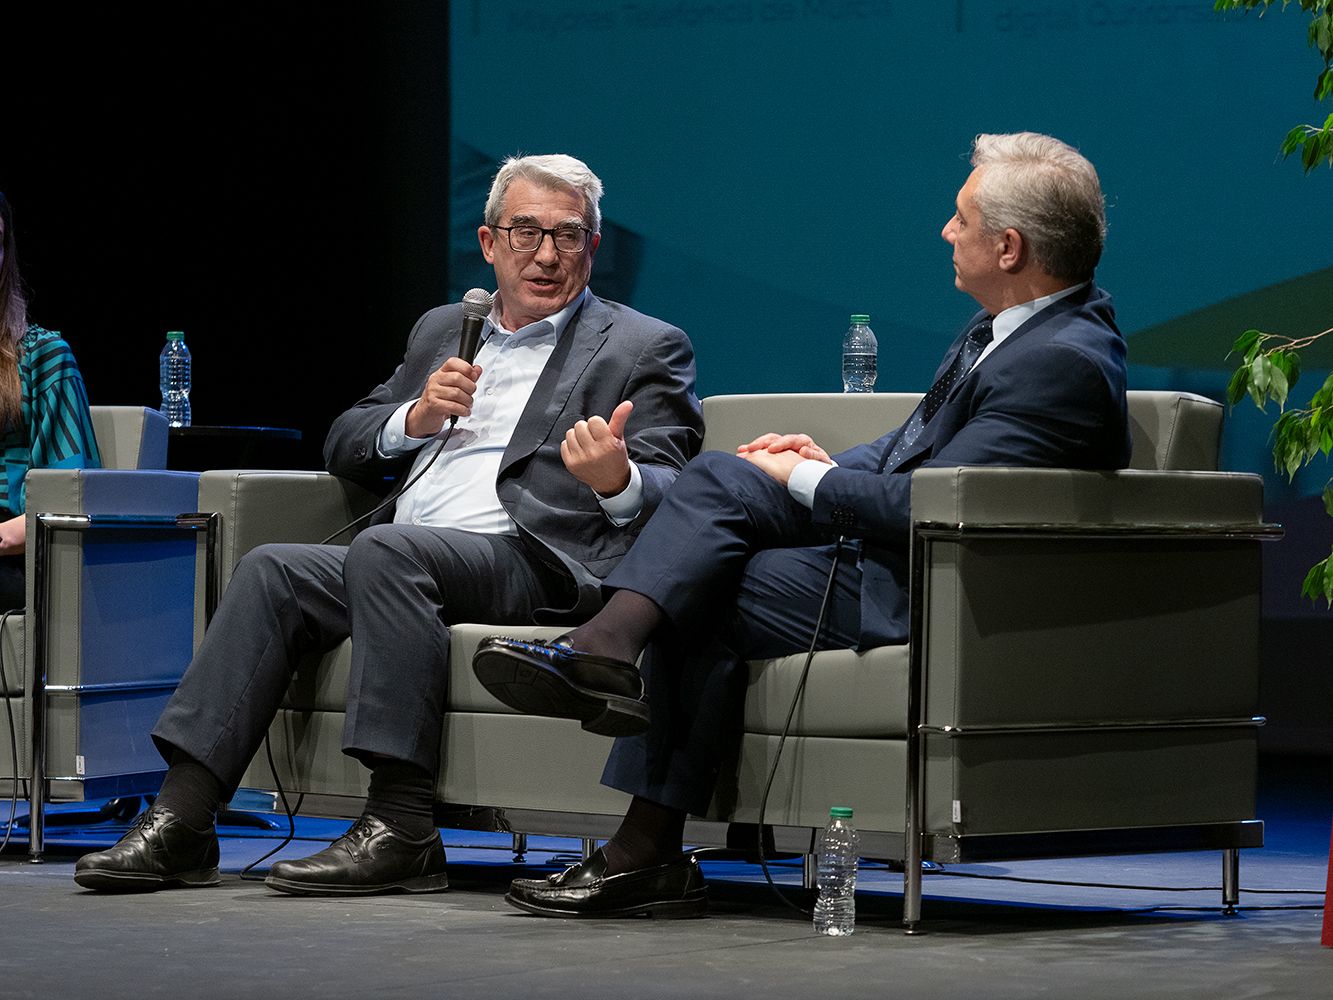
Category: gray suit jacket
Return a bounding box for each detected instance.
[323,293,704,619]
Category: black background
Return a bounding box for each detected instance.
[6,3,452,468]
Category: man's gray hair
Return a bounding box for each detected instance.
[970,133,1105,282]
[484,154,604,234]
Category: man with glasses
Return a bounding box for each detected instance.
[73,154,703,896]
[474,133,1131,918]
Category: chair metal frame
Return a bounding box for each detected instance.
[25,510,220,861]
[899,516,1283,930]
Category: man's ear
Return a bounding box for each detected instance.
[478,224,496,264]
[997,227,1026,273]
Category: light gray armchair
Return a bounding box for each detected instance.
[204,391,1272,928]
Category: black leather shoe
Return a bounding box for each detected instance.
[506,849,707,918]
[472,635,649,736]
[264,814,448,896]
[73,805,220,892]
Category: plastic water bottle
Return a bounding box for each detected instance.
[159,330,192,427]
[813,806,859,936]
[841,314,877,392]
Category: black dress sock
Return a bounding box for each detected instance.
[364,760,437,840]
[600,796,687,876]
[155,751,225,830]
[566,589,665,666]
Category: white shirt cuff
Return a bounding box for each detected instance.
[378,401,436,457]
[787,459,835,509]
[596,461,645,525]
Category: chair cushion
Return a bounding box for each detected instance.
[285,623,908,740]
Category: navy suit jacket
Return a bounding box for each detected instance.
[811,283,1130,647]
[323,293,705,619]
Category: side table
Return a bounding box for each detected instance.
[167,425,304,471]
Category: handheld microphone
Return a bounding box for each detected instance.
[458,288,494,365]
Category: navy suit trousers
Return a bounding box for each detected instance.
[600,451,867,815]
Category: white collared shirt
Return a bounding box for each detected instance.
[787,282,1089,508]
[976,281,1086,367]
[376,287,643,534]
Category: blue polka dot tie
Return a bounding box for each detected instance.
[880,318,994,472]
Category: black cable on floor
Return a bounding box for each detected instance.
[237,735,304,881]
[932,868,1326,896]
[0,608,20,853]
[232,424,461,870]
[752,535,846,919]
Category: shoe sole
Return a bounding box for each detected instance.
[263,873,450,897]
[473,647,649,737]
[504,890,707,919]
[73,867,221,892]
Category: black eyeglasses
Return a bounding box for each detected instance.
[491,224,592,254]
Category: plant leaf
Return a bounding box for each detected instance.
[1281,126,1308,158]
[1251,354,1271,394]
[1270,364,1290,409]
[1317,66,1333,100]
[1269,348,1302,384]
[1302,131,1322,170]
[1226,365,1251,407]
[1229,328,1264,360]
[1300,558,1332,608]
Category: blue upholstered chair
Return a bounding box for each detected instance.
[0,406,204,859]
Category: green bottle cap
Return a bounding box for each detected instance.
[166,330,185,341]
[829,806,853,818]
[849,314,870,325]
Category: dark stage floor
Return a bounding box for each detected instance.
[3,757,1330,999]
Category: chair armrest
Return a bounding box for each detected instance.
[909,467,1266,529]
[906,466,1271,733]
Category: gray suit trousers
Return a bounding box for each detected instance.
[152,522,572,793]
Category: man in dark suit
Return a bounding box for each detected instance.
[474,132,1131,918]
[74,154,703,895]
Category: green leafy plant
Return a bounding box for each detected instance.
[1214,1,1333,171]
[1219,0,1333,603]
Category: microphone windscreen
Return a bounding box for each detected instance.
[462,287,494,321]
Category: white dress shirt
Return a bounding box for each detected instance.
[376,288,645,534]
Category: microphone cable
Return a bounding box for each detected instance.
[0,608,20,853]
[317,422,458,546]
[319,286,490,546]
[237,735,306,882]
[751,535,846,918]
[248,415,462,869]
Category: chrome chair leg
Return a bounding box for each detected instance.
[1222,848,1240,915]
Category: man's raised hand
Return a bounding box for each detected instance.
[562,400,634,496]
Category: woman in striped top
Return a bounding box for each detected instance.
[0,191,101,610]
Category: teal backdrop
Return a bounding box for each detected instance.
[6,3,1330,749]
[448,1,1331,499]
